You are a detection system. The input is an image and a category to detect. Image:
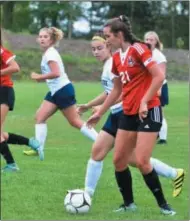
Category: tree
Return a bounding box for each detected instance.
[2,2,15,29]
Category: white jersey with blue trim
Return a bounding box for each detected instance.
[152,48,167,84]
[41,47,70,95]
[101,57,123,114]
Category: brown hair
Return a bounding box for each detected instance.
[40,27,64,45]
[104,15,143,44]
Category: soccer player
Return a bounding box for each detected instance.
[78,32,184,199]
[87,15,176,215]
[0,43,40,171]
[23,27,98,160]
[144,31,169,144]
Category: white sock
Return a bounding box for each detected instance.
[80,123,98,142]
[159,118,167,140]
[85,158,103,196]
[35,124,47,151]
[150,158,177,179]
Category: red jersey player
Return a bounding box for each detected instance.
[0,41,40,171]
[87,15,176,215]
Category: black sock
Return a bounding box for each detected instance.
[115,167,134,206]
[7,133,29,146]
[0,141,15,164]
[143,169,167,207]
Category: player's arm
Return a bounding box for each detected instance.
[77,92,107,115]
[142,63,165,104]
[157,62,166,96]
[95,77,122,116]
[31,61,60,81]
[86,92,108,108]
[0,59,20,76]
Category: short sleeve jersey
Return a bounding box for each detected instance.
[41,47,70,95]
[101,57,122,114]
[0,46,16,87]
[112,42,160,115]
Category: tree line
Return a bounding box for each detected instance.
[1,1,189,49]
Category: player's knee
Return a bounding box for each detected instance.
[113,154,126,171]
[91,145,105,161]
[2,132,9,141]
[35,113,45,124]
[136,156,150,173]
[68,118,81,129]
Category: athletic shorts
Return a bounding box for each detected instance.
[0,86,15,111]
[119,106,163,132]
[44,83,76,110]
[160,83,169,107]
[102,110,123,137]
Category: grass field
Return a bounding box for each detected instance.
[1,81,189,220]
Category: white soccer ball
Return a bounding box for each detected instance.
[64,189,92,214]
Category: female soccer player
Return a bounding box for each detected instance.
[23,27,98,160]
[0,43,40,171]
[79,32,184,199]
[87,16,176,215]
[144,31,169,144]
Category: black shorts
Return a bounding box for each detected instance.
[119,106,162,132]
[102,110,123,137]
[0,86,15,111]
[44,83,76,110]
[160,83,169,107]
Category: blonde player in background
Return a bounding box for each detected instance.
[23,27,98,160]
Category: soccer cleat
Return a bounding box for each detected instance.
[173,168,185,197]
[113,203,137,212]
[38,148,44,161]
[23,149,38,156]
[160,204,176,216]
[157,139,167,145]
[2,163,19,172]
[29,137,40,150]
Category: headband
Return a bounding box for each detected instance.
[92,36,106,42]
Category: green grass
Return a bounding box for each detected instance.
[1,81,189,220]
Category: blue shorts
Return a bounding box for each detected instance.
[160,83,169,107]
[102,110,123,137]
[44,83,76,110]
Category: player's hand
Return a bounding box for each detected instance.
[31,72,42,82]
[139,101,148,122]
[77,104,89,115]
[87,112,102,128]
[91,105,101,115]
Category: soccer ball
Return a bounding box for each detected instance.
[64,189,92,214]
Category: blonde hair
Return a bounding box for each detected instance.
[40,27,64,45]
[144,31,163,50]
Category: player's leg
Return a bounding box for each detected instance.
[85,130,114,197]
[85,111,122,197]
[150,158,185,197]
[50,83,97,142]
[24,94,58,160]
[3,132,40,151]
[0,104,19,172]
[62,104,98,141]
[129,151,185,197]
[135,107,175,215]
[158,83,169,144]
[113,128,137,212]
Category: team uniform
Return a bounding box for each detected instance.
[152,48,169,106]
[101,57,123,137]
[112,43,162,132]
[41,47,76,109]
[0,46,16,110]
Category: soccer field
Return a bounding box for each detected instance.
[1,81,189,220]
